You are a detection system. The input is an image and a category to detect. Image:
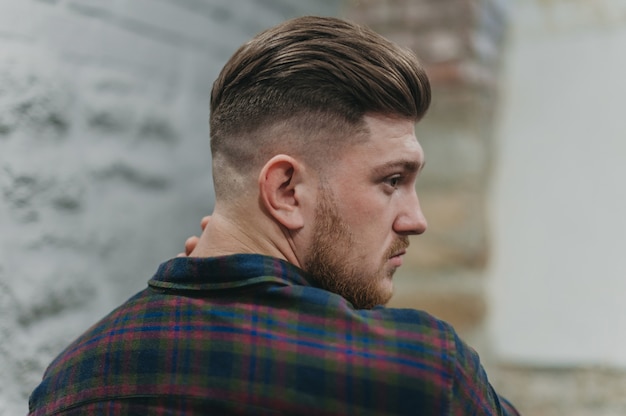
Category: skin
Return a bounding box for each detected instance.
[186,114,427,308]
[300,114,427,307]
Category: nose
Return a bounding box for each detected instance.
[393,191,427,235]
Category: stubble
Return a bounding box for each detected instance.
[303,188,408,309]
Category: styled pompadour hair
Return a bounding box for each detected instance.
[209,16,431,198]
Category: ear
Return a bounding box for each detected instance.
[258,155,307,230]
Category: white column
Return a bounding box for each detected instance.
[488,0,626,367]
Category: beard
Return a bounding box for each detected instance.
[303,188,409,309]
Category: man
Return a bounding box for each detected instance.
[29,16,519,415]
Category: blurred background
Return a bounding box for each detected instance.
[1,0,625,415]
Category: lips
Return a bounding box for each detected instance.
[388,253,404,268]
[387,237,409,258]
[388,247,407,268]
[387,237,409,267]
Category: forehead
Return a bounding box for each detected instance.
[332,114,424,174]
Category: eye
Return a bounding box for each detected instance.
[384,175,402,189]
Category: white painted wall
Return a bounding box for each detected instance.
[488,0,626,367]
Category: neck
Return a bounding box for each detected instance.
[189,205,302,268]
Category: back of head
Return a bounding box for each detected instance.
[210,16,431,200]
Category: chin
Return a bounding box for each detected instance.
[378,280,394,305]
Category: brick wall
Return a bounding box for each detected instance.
[0,1,339,414]
[342,0,508,354]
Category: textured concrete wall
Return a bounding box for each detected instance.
[0,1,339,414]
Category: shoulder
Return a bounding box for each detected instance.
[365,306,518,414]
[359,304,459,344]
[351,305,462,373]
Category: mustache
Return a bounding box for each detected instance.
[387,236,410,257]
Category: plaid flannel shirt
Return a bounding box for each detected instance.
[29,254,519,415]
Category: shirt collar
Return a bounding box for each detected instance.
[148,253,317,292]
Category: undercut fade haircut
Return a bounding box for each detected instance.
[210,16,431,199]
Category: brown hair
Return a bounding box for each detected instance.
[210,16,430,198]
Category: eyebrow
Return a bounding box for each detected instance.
[372,159,425,177]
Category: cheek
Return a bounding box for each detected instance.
[340,192,387,222]
[344,209,392,258]
[334,187,394,240]
[352,203,393,235]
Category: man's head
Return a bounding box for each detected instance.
[210,16,430,196]
[208,16,430,308]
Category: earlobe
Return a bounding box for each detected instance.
[259,155,306,230]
